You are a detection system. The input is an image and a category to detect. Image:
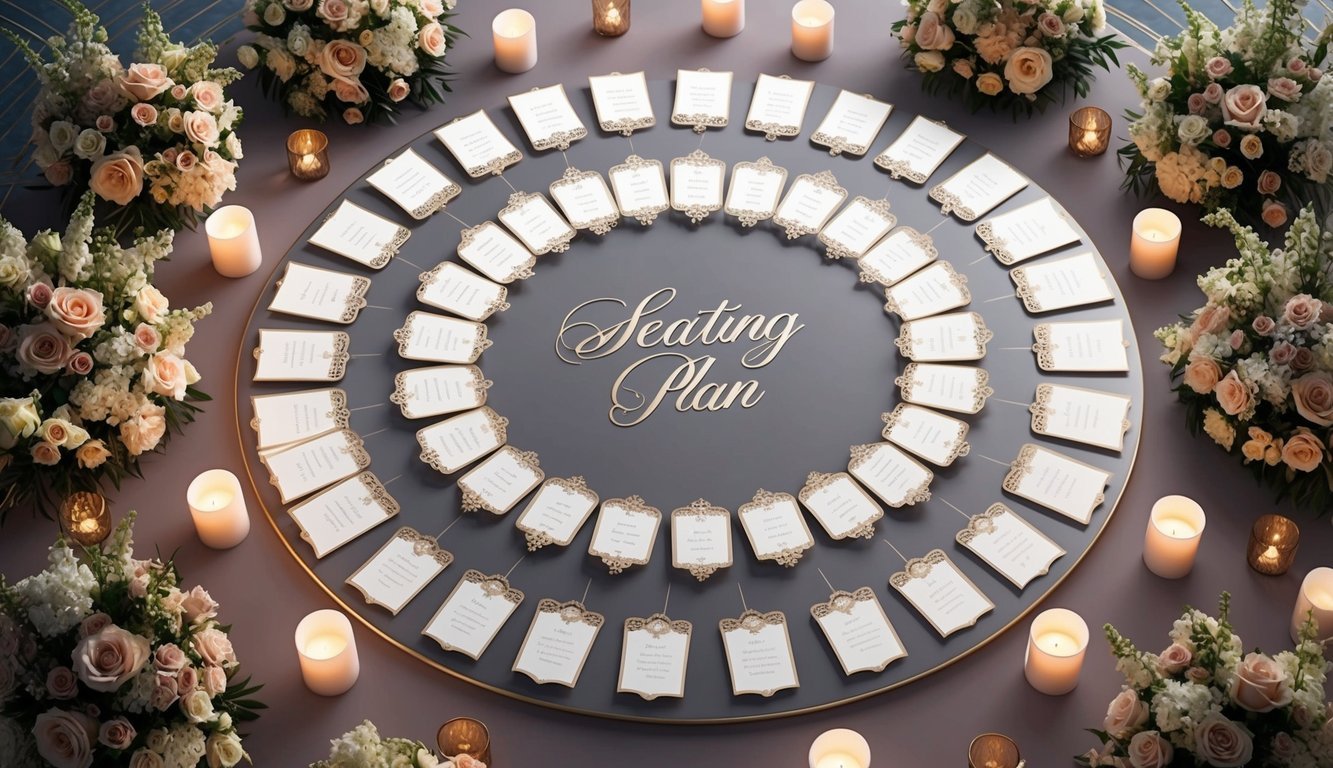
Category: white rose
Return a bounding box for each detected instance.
[1063,3,1086,22]
[914,51,946,72]
[1104,688,1149,738]
[133,285,169,322]
[237,45,259,69]
[952,4,980,34]
[263,2,285,25]
[1147,77,1171,102]
[205,731,245,768]
[72,128,106,160]
[48,121,78,153]
[180,689,217,723]
[0,395,41,450]
[1177,114,1210,146]
[1003,47,1054,95]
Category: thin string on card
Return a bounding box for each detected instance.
[975,453,1012,467]
[498,174,518,193]
[736,582,749,612]
[626,135,636,155]
[349,402,385,412]
[662,584,671,615]
[560,149,573,169]
[992,396,1031,409]
[396,256,425,271]
[983,292,1015,304]
[925,217,951,235]
[350,352,382,358]
[579,578,592,605]
[503,553,527,579]
[880,537,909,564]
[434,514,464,542]
[360,427,388,440]
[968,253,990,266]
[817,567,837,593]
[382,474,403,486]
[937,497,972,522]
[442,209,472,229]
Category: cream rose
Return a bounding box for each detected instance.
[1147,77,1171,102]
[75,439,110,470]
[33,709,96,768]
[320,40,368,80]
[118,404,167,456]
[98,718,136,750]
[915,12,956,51]
[1194,713,1253,766]
[72,128,105,160]
[387,78,410,102]
[17,323,74,375]
[1222,84,1267,128]
[263,2,285,25]
[206,731,245,768]
[40,418,88,449]
[1292,372,1333,426]
[73,625,151,692]
[1230,653,1294,711]
[191,81,225,113]
[914,51,945,73]
[132,285,169,323]
[193,628,237,667]
[46,287,105,340]
[48,121,78,153]
[142,352,189,400]
[0,395,41,449]
[237,45,259,69]
[181,586,218,623]
[89,147,145,206]
[130,749,165,768]
[1004,47,1054,95]
[1127,730,1173,768]
[1183,358,1222,394]
[419,0,444,16]
[119,62,173,101]
[976,71,1005,96]
[1214,370,1251,416]
[1239,133,1263,159]
[1221,166,1243,189]
[343,107,365,125]
[1177,114,1210,145]
[1103,688,1149,738]
[180,689,217,723]
[183,111,220,147]
[204,665,228,697]
[1282,428,1324,472]
[418,21,448,56]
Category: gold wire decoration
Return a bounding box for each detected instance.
[60,491,112,547]
[1068,107,1111,157]
[437,717,492,764]
[287,129,330,181]
[1246,514,1299,575]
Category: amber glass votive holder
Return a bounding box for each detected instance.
[1068,107,1111,157]
[61,492,111,547]
[438,717,491,764]
[287,129,330,181]
[1247,514,1299,575]
[969,733,1021,768]
[592,0,630,35]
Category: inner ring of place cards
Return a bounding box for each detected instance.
[517,480,598,546]
[419,262,506,321]
[610,160,669,214]
[423,574,522,659]
[395,365,485,419]
[859,228,937,286]
[458,222,534,284]
[418,408,505,474]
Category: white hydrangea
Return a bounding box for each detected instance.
[93,327,144,366]
[162,724,207,768]
[1263,109,1300,142]
[13,541,97,637]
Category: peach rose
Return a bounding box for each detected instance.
[332,78,369,104]
[976,72,1004,96]
[118,404,166,456]
[119,63,173,101]
[67,351,94,376]
[1262,199,1288,228]
[1187,92,1206,114]
[1292,347,1314,372]
[915,12,956,51]
[1104,688,1149,738]
[1004,47,1054,94]
[319,40,368,80]
[46,666,78,699]
[318,0,350,28]
[183,111,220,147]
[73,625,151,692]
[387,78,410,102]
[131,102,158,127]
[1283,293,1322,329]
[170,83,187,100]
[1127,730,1173,768]
[153,643,187,673]
[33,709,97,768]
[99,718,136,750]
[1190,303,1231,338]
[89,147,145,206]
[1214,370,1251,416]
[1292,372,1333,427]
[343,107,365,125]
[31,441,61,465]
[45,287,105,340]
[1195,714,1254,766]
[1257,170,1282,195]
[419,0,444,16]
[1205,56,1233,79]
[133,285,169,324]
[75,439,110,469]
[133,323,161,353]
[175,150,198,172]
[1281,428,1324,472]
[44,161,73,187]
[1268,76,1302,103]
[1222,84,1267,128]
[1231,652,1294,711]
[418,21,448,57]
[26,281,52,310]
[1156,642,1192,675]
[1203,82,1224,103]
[17,323,73,374]
[1252,315,1275,335]
[1183,358,1222,394]
[192,628,237,667]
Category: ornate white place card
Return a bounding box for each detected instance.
[269,262,369,324]
[391,365,489,420]
[1011,252,1114,314]
[423,570,524,659]
[308,200,409,270]
[549,167,619,235]
[1033,319,1130,372]
[262,429,370,503]
[857,227,937,286]
[618,613,691,700]
[394,311,490,364]
[772,171,847,239]
[456,220,536,284]
[1031,383,1132,452]
[798,471,883,540]
[671,68,732,132]
[895,312,993,362]
[848,443,933,508]
[724,157,787,227]
[956,503,1065,589]
[507,83,587,151]
[252,329,350,382]
[818,196,896,260]
[880,404,971,467]
[977,197,1081,265]
[895,363,993,415]
[928,153,1028,221]
[588,71,655,135]
[433,109,522,177]
[588,496,662,574]
[250,388,349,451]
[289,472,398,558]
[874,116,965,183]
[416,406,508,474]
[497,191,575,255]
[609,155,669,226]
[883,261,971,321]
[458,445,544,515]
[347,528,453,615]
[670,499,733,582]
[366,148,461,219]
[811,588,907,675]
[515,476,599,551]
[1003,444,1110,525]
[719,609,799,696]
[513,599,604,687]
[737,490,814,567]
[745,73,814,141]
[417,262,509,322]
[811,90,893,157]
[670,149,726,223]
[889,550,994,637]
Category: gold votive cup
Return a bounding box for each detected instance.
[287,129,330,181]
[438,717,491,765]
[60,492,111,547]
[969,733,1021,768]
[592,0,630,35]
[1247,514,1299,575]
[1068,107,1111,157]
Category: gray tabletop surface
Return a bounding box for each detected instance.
[2,1,1329,765]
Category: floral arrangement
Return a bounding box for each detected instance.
[1078,593,1331,768]
[311,721,486,768]
[0,191,212,519]
[7,0,244,233]
[1156,204,1333,511]
[890,0,1124,117]
[0,512,264,768]
[239,0,463,125]
[1120,0,1332,229]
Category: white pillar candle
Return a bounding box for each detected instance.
[1129,208,1181,280]
[791,0,834,61]
[187,469,250,550]
[1143,495,1206,579]
[492,9,537,74]
[702,0,744,37]
[1024,608,1089,695]
[1290,567,1333,645]
[808,729,871,768]
[204,205,262,278]
[295,609,360,696]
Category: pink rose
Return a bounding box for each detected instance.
[1205,56,1234,79]
[1288,57,1308,74]
[1190,304,1231,338]
[46,666,79,699]
[914,12,956,50]
[1257,170,1282,196]
[176,665,198,695]
[192,628,237,667]
[44,160,73,186]
[1292,347,1314,372]
[46,287,105,340]
[1311,67,1324,81]
[1127,731,1173,768]
[133,324,160,353]
[1183,358,1222,394]
[190,81,224,112]
[387,78,410,102]
[1262,199,1288,228]
[1271,341,1297,366]
[78,613,112,639]
[203,665,228,696]
[31,441,61,466]
[1281,428,1324,472]
[175,150,197,172]
[150,676,178,711]
[1270,732,1297,762]
[1203,82,1224,103]
[99,718,136,750]
[183,111,219,147]
[453,756,485,768]
[332,78,369,104]
[119,63,173,101]
[320,40,368,80]
[1222,84,1267,128]
[1284,293,1322,329]
[1037,12,1065,37]
[181,586,218,624]
[1228,329,1244,350]
[1214,370,1251,416]
[1187,93,1206,114]
[170,84,187,100]
[73,625,151,692]
[1231,653,1293,712]
[86,80,121,115]
[153,643,187,673]
[1157,642,1192,675]
[1104,688,1149,738]
[119,404,166,456]
[285,0,314,9]
[318,0,351,27]
[343,107,365,125]
[1252,315,1275,335]
[0,324,14,355]
[95,115,114,133]
[131,102,158,127]
[27,281,53,309]
[17,322,74,374]
[418,20,448,57]
[1292,372,1333,427]
[1212,129,1231,148]
[89,147,145,206]
[33,708,97,768]
[1268,76,1302,102]
[1195,714,1254,767]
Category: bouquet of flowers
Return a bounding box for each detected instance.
[0,191,212,519]
[239,0,463,125]
[311,721,486,768]
[1120,0,1332,229]
[1078,593,1331,768]
[0,512,264,768]
[890,0,1124,117]
[7,0,244,233]
[1156,204,1333,511]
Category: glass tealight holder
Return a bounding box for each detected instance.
[1247,514,1299,575]
[592,0,630,35]
[1068,107,1111,157]
[60,491,111,547]
[438,717,492,765]
[287,129,330,181]
[969,733,1021,768]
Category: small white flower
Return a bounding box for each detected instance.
[237,45,260,69]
